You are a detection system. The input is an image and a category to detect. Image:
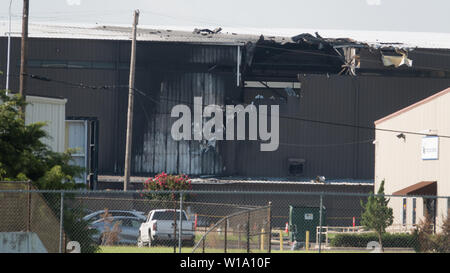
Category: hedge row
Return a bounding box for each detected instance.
[330,233,418,248]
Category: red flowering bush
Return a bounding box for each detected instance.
[143,172,192,200]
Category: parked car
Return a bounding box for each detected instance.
[138,209,195,247]
[89,216,144,245]
[83,210,146,222]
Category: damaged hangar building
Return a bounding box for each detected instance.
[1,23,450,188]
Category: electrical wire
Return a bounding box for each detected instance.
[24,73,128,90]
[278,139,375,148]
[12,69,450,140]
[253,44,450,73]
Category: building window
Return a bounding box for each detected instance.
[412,198,416,226]
[402,198,407,226]
[288,158,305,176]
[66,120,88,183]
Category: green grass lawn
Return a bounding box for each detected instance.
[98,246,413,253]
[98,246,194,253]
[97,246,265,253]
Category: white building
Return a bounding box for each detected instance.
[374,87,450,232]
[25,95,67,153]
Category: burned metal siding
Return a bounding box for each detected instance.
[129,44,239,176]
[238,75,450,179]
[359,48,450,77]
[240,76,358,178]
[0,37,239,176]
[2,36,450,180]
[132,73,226,175]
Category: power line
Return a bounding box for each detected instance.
[19,73,450,140]
[21,73,128,90]
[254,44,450,73]
[278,114,450,139]
[133,88,377,148]
[132,87,450,139]
[278,139,375,148]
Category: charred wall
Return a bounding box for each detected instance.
[0,37,241,176]
[239,74,450,179]
[1,36,450,180]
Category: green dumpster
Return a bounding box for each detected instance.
[289,206,326,242]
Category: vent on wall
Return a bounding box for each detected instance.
[288,158,306,176]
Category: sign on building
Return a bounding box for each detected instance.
[421,136,439,160]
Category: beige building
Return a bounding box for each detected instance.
[374,87,450,232]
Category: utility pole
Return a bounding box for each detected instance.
[19,0,29,105]
[6,0,13,92]
[123,10,139,191]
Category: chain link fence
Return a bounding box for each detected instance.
[193,203,271,253]
[0,182,449,253]
[0,182,64,253]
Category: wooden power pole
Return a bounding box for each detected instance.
[124,10,140,191]
[19,0,29,104]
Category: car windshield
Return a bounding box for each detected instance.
[96,218,142,227]
[121,218,143,228]
[92,211,142,220]
[152,211,187,221]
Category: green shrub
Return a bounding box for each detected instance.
[330,232,417,248]
[413,214,450,253]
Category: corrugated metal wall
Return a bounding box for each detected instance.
[128,44,239,176]
[239,75,450,179]
[131,72,229,175]
[0,37,239,176]
[1,37,450,179]
[0,37,123,175]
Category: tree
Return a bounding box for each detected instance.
[360,180,394,252]
[0,89,83,187]
[435,214,450,253]
[0,89,98,253]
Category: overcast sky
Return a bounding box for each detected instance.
[1,0,449,33]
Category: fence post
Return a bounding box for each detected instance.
[59,192,64,254]
[224,219,228,253]
[238,224,241,249]
[173,197,177,253]
[318,193,323,253]
[247,210,250,253]
[268,201,272,253]
[305,231,310,251]
[178,193,183,253]
[260,228,265,251]
[27,182,31,232]
[202,229,205,253]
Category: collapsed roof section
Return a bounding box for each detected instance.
[241,31,443,81]
[0,22,449,79]
[243,33,364,80]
